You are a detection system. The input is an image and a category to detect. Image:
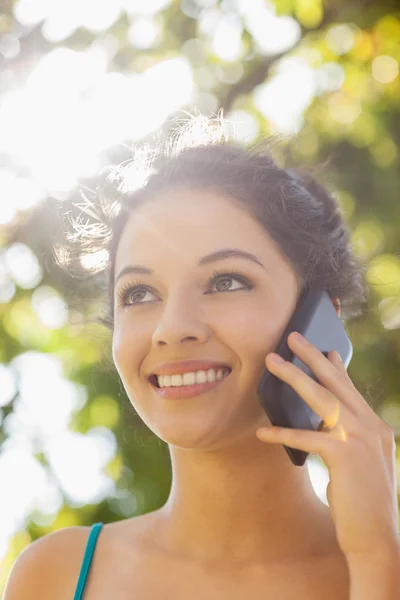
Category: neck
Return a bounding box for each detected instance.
[152,432,339,566]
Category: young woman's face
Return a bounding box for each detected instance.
[112,187,301,449]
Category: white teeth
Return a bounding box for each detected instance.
[156,368,230,388]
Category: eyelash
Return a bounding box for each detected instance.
[117,269,253,308]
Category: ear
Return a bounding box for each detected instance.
[332,297,341,318]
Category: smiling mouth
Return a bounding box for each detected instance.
[149,370,231,388]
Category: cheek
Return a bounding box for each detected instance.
[225,308,287,381]
[225,307,278,351]
[112,324,143,382]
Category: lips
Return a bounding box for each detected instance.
[147,360,232,378]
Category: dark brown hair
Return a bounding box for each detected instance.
[54,114,369,331]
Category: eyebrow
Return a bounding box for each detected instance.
[114,248,268,287]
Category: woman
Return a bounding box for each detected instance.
[4,115,399,599]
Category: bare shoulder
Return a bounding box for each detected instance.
[2,525,92,600]
[2,514,158,600]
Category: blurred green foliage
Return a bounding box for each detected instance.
[0,0,400,591]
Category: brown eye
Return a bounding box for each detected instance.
[117,282,156,307]
[117,270,253,308]
[208,270,252,294]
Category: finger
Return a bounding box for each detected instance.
[329,350,351,378]
[266,353,357,431]
[328,349,379,420]
[287,333,374,418]
[327,350,355,386]
[256,425,348,455]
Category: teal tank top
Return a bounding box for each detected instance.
[73,522,103,600]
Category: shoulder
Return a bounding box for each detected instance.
[2,516,156,600]
[2,525,92,600]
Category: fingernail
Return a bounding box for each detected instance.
[269,353,284,364]
[292,332,307,344]
[334,350,342,362]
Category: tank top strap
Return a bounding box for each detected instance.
[73,522,103,600]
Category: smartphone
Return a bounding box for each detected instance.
[257,286,353,467]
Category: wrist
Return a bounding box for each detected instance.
[346,543,400,600]
[345,537,400,566]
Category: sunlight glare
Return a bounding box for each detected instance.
[253,57,316,133]
[0,47,193,195]
[45,428,116,504]
[4,244,43,290]
[31,286,69,330]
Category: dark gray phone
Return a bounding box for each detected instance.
[257,286,353,467]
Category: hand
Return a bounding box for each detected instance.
[255,331,399,559]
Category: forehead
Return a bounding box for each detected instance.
[114,187,281,272]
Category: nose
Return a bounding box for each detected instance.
[151,294,209,347]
